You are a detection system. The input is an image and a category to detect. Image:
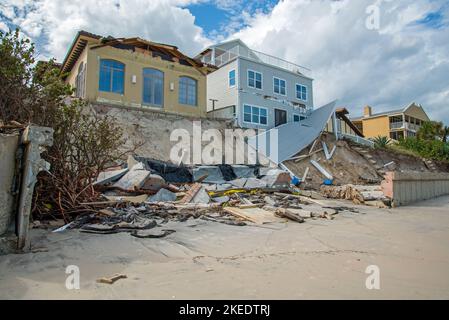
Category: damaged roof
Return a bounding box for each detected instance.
[247,101,338,164]
[61,30,207,75]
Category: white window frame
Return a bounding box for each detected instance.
[247,69,263,90]
[273,76,286,96]
[243,104,268,126]
[229,69,236,88]
[295,83,308,101]
[293,114,306,122]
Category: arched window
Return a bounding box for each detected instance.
[142,68,164,107]
[75,62,86,98]
[99,59,125,94]
[179,76,197,106]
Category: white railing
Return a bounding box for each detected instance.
[338,133,375,148]
[213,45,311,77]
[390,122,404,129]
[389,122,420,131]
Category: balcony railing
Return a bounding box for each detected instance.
[390,122,420,131]
[213,45,312,77]
[390,122,404,129]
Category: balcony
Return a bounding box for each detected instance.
[389,122,420,131]
[209,45,312,77]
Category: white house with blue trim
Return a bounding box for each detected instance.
[196,39,314,129]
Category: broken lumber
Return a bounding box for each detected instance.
[97,273,127,284]
[223,207,283,224]
[180,183,202,203]
[275,208,305,223]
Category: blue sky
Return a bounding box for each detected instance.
[186,0,279,38]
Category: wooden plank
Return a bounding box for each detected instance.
[180,183,202,203]
[223,207,284,224]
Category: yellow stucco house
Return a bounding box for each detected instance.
[351,103,430,140]
[61,30,211,117]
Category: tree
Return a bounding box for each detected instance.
[1,29,126,220]
[417,121,444,141]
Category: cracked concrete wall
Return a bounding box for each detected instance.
[0,132,19,236]
[1,126,53,253]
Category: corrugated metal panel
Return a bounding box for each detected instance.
[248,101,337,164]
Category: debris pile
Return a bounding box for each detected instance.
[48,155,356,237]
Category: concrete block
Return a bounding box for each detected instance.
[261,170,291,188]
[113,167,151,191]
[229,178,248,188]
[244,178,267,189]
[94,168,128,186]
[148,188,176,202]
[141,174,166,191]
[193,166,225,184]
[191,186,210,204]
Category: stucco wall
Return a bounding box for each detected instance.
[362,116,390,138]
[67,45,208,117]
[66,45,88,91]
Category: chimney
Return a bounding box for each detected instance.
[364,105,372,117]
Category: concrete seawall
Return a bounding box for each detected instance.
[382,171,449,206]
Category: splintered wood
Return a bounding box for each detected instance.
[320,185,365,204]
[180,183,202,203]
[97,273,127,284]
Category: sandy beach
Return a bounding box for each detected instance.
[1,196,449,299]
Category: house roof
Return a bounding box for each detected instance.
[61,30,207,76]
[350,102,428,121]
[195,38,248,58]
[61,30,102,74]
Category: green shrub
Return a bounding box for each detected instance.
[372,135,391,149]
[398,137,449,162]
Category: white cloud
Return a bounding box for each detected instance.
[1,0,211,60]
[232,0,449,123]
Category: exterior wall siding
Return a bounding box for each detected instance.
[236,57,313,129]
[362,116,390,139]
[206,59,238,112]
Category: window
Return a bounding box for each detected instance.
[142,68,164,107]
[296,84,307,101]
[75,62,86,98]
[179,76,197,106]
[274,77,286,95]
[243,105,267,125]
[99,59,125,94]
[248,70,262,89]
[229,69,236,87]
